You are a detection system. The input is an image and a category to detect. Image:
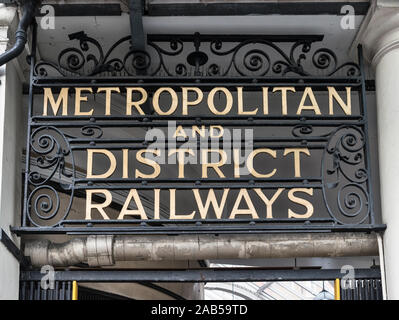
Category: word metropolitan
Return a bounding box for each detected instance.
[42,86,352,116]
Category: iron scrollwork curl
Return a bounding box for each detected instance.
[27,126,75,227]
[322,126,370,225]
[312,48,360,77]
[80,125,104,139]
[291,124,315,137]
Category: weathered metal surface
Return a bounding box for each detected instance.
[24,233,379,267]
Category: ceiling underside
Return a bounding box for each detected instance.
[35,14,365,66]
[38,0,370,16]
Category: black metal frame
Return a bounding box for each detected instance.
[19,268,382,300]
[11,20,385,236]
[0,228,29,267]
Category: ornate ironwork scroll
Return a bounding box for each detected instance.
[322,126,370,225]
[34,32,360,78]
[27,127,74,227]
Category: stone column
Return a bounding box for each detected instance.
[356,0,399,299]
[0,5,25,300]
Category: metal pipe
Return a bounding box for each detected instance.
[0,0,37,66]
[24,233,378,267]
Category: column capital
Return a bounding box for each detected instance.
[0,4,17,27]
[354,0,399,67]
[0,5,17,53]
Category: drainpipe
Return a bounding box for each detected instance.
[0,0,37,66]
[24,233,379,267]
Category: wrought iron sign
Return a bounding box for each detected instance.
[13,29,382,235]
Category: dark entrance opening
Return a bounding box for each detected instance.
[19,267,382,300]
[78,286,132,300]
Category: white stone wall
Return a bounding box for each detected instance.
[0,6,24,300]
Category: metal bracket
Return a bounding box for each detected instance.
[128,0,152,114]
[129,0,145,52]
[0,228,30,267]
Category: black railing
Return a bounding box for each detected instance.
[19,280,72,300]
[341,279,383,300]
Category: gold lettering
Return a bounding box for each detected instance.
[288,188,314,218]
[173,125,188,138]
[169,148,195,178]
[273,87,295,115]
[262,87,269,115]
[126,87,146,115]
[229,189,259,219]
[117,189,147,220]
[201,149,227,178]
[43,87,69,116]
[75,87,94,116]
[85,189,112,220]
[86,149,116,179]
[210,125,224,138]
[233,149,241,178]
[192,125,206,138]
[154,189,160,219]
[247,148,277,178]
[283,148,310,178]
[122,148,128,179]
[153,87,178,115]
[182,87,203,115]
[207,87,233,115]
[169,189,195,219]
[297,87,321,115]
[237,87,258,115]
[97,87,120,115]
[135,149,161,179]
[328,87,351,115]
[254,188,284,219]
[193,189,229,219]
